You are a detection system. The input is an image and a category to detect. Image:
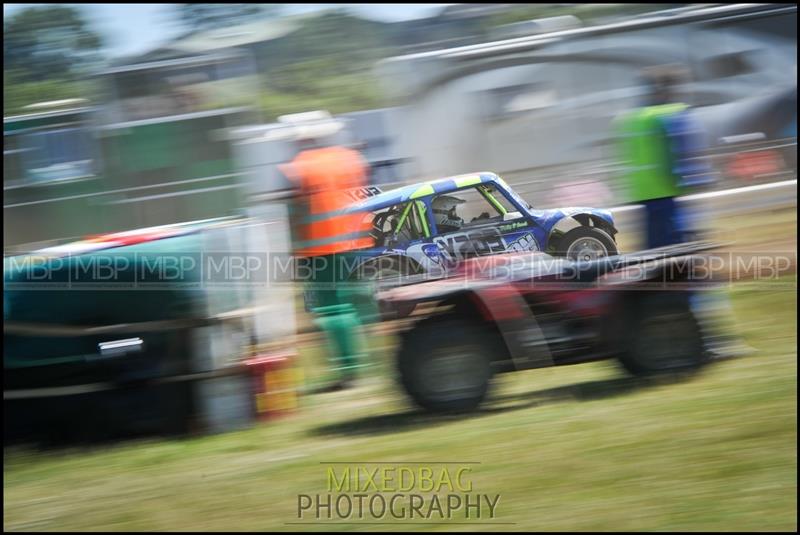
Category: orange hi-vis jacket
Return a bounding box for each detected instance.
[281,146,375,257]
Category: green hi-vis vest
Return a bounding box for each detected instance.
[614,103,688,203]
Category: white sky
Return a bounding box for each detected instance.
[3,4,454,57]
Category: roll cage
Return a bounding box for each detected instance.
[370,182,524,246]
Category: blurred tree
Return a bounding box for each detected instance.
[175,4,284,33]
[3,5,103,83]
[252,10,392,120]
[483,4,689,32]
[3,70,91,115]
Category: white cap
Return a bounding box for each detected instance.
[278,110,345,141]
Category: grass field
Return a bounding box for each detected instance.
[4,271,796,531]
[4,207,797,531]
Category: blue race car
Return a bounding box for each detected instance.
[345,172,619,281]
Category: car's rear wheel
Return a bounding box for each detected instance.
[556,226,618,261]
[618,293,709,376]
[397,316,495,413]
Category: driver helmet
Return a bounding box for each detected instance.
[432,195,466,232]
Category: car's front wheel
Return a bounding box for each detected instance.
[556,226,618,261]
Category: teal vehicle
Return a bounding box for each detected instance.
[3,49,298,444]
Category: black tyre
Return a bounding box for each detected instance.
[397,316,495,413]
[555,226,618,261]
[618,292,709,376]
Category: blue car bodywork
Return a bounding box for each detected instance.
[345,172,617,277]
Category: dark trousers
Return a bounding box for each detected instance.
[642,197,685,249]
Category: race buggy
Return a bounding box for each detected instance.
[378,242,719,413]
[345,172,619,281]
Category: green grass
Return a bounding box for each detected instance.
[4,277,797,532]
